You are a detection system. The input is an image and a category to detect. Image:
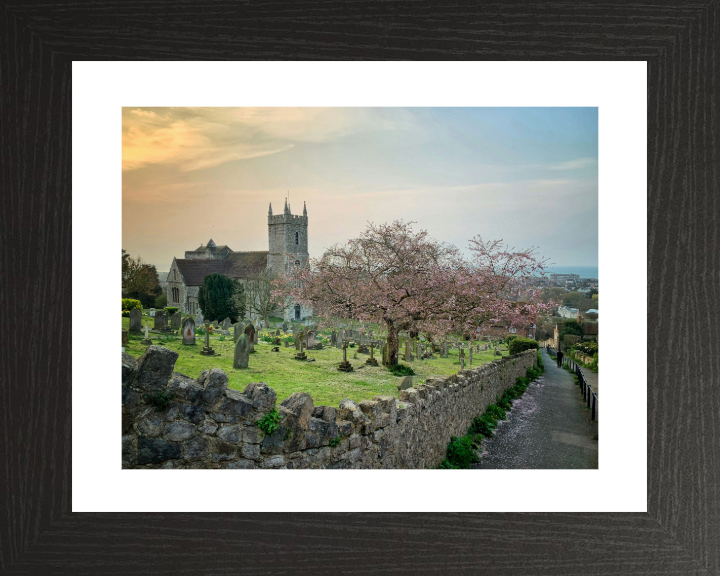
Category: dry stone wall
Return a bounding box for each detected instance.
[122,346,537,469]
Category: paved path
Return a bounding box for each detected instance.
[473,349,598,469]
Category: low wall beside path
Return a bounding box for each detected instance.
[122,346,538,469]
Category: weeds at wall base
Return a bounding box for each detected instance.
[438,352,545,469]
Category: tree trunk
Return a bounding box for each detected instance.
[385,321,399,366]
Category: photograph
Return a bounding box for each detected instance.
[121,106,599,470]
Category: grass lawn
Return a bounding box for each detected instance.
[122,312,506,406]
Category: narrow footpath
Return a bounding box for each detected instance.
[473,349,598,469]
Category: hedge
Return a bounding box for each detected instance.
[121,298,142,312]
[508,337,539,355]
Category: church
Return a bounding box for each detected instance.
[166,200,311,322]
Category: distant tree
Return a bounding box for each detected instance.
[198,273,241,323]
[560,319,583,338]
[122,251,161,309]
[244,270,281,327]
[230,280,247,321]
[154,292,167,309]
[591,293,599,307]
[562,291,584,308]
[563,334,581,349]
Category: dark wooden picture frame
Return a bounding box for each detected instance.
[2,3,717,574]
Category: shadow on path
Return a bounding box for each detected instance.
[473,349,598,469]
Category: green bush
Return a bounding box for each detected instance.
[144,391,176,412]
[154,293,167,309]
[388,363,415,376]
[508,337,539,355]
[505,335,518,346]
[121,298,142,312]
[164,306,179,316]
[443,435,480,468]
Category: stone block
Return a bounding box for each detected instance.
[137,437,181,465]
[199,369,229,407]
[220,389,253,419]
[167,373,203,403]
[217,424,243,444]
[241,443,261,460]
[261,455,286,468]
[136,414,164,437]
[134,346,179,394]
[243,382,277,412]
[122,353,137,384]
[260,425,287,455]
[164,420,196,442]
[243,425,263,444]
[182,436,210,462]
[223,459,255,469]
[212,440,237,462]
[198,418,218,435]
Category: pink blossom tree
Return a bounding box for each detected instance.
[276,220,552,367]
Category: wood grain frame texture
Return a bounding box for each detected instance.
[1,1,718,574]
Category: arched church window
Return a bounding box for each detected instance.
[295,232,299,245]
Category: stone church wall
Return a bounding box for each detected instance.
[122,347,537,469]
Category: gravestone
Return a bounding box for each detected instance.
[129,308,142,333]
[212,320,219,329]
[182,317,196,345]
[294,330,307,361]
[195,312,204,326]
[469,347,473,366]
[149,309,155,317]
[244,323,255,352]
[275,329,280,336]
[222,317,231,330]
[233,322,244,343]
[141,324,152,345]
[233,334,250,368]
[306,330,315,349]
[121,330,128,346]
[442,342,448,358]
[201,322,216,356]
[282,322,288,332]
[397,375,413,391]
[171,312,182,331]
[253,329,258,345]
[331,331,337,346]
[153,311,166,331]
[404,340,411,361]
[284,339,290,347]
[365,341,379,366]
[338,341,353,372]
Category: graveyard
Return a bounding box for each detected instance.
[121,311,507,406]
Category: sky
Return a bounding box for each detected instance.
[122,107,598,273]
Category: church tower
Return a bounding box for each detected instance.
[267,199,309,275]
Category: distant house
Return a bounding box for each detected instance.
[558,305,580,319]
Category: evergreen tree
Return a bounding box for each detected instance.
[198,273,242,322]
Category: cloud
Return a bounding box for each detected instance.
[122,107,415,172]
[548,157,596,171]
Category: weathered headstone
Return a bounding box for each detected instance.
[404,339,411,361]
[244,323,255,352]
[141,324,152,345]
[306,330,315,349]
[397,375,413,391]
[294,330,307,360]
[195,312,204,326]
[282,322,288,332]
[149,309,156,317]
[201,322,216,356]
[469,347,473,366]
[442,342,448,358]
[171,311,182,331]
[155,311,169,331]
[338,341,353,372]
[222,317,231,330]
[212,320,219,329]
[182,317,195,345]
[129,308,142,333]
[121,330,128,346]
[233,322,244,342]
[233,334,250,368]
[284,339,290,347]
[331,331,337,346]
[366,341,379,366]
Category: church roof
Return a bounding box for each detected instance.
[193,243,232,252]
[175,251,269,286]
